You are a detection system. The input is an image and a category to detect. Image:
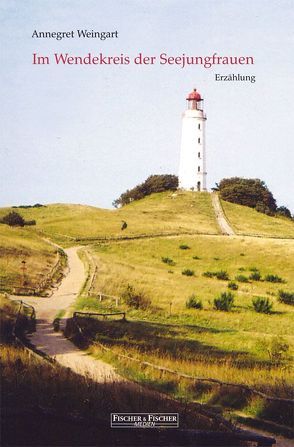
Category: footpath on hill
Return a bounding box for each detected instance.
[211,193,235,236]
[21,247,120,382]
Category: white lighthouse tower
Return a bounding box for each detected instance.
[178,88,207,191]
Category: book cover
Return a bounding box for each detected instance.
[1,1,293,446]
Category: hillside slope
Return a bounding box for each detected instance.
[221,200,294,238]
[0,225,58,292]
[2,192,293,244]
[0,192,219,244]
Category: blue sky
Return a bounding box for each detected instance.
[1,0,294,210]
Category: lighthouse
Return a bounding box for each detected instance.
[178,88,207,191]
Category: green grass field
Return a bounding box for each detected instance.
[72,231,294,427]
[0,192,219,245]
[221,200,294,238]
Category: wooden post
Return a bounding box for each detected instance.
[21,260,26,287]
[99,293,102,302]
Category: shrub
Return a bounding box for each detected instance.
[186,295,203,310]
[182,269,195,277]
[215,270,229,280]
[264,274,284,283]
[161,257,175,266]
[121,284,151,310]
[249,271,261,281]
[218,177,277,214]
[24,220,36,226]
[202,271,229,280]
[278,290,294,306]
[214,292,234,311]
[203,271,214,278]
[228,281,238,290]
[1,211,25,227]
[179,244,190,250]
[268,337,290,362]
[276,206,292,219]
[252,297,273,314]
[235,274,249,283]
[249,266,259,272]
[192,255,200,260]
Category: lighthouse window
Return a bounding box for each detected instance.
[198,138,201,144]
[198,166,200,172]
[198,152,201,158]
[198,124,201,130]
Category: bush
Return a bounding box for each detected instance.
[215,270,229,280]
[161,257,175,266]
[186,295,203,310]
[202,271,229,280]
[252,297,273,314]
[121,284,151,310]
[218,177,277,214]
[228,281,238,290]
[235,274,249,283]
[264,274,284,283]
[268,337,290,363]
[182,269,195,277]
[249,271,261,281]
[203,271,214,278]
[179,244,190,250]
[278,290,294,306]
[192,255,200,260]
[276,206,292,219]
[1,211,25,227]
[214,292,234,311]
[24,220,36,226]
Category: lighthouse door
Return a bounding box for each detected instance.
[197,181,201,191]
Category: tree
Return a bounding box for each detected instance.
[1,211,25,227]
[218,177,277,214]
[113,174,178,207]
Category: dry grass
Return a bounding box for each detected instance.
[221,200,294,238]
[0,192,219,245]
[0,225,58,291]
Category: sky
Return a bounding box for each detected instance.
[1,0,294,210]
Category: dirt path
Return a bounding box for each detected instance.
[23,246,120,382]
[211,192,235,236]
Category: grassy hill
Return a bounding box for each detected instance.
[74,233,294,426]
[221,199,294,238]
[1,191,294,431]
[1,192,293,246]
[0,192,219,244]
[0,225,58,293]
[79,234,294,360]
